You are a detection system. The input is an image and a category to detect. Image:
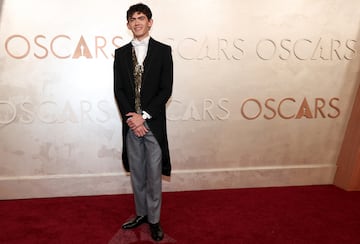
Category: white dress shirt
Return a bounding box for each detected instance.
[131,36,150,66]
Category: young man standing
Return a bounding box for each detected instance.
[113,3,173,242]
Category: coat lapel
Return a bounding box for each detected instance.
[142,38,155,86]
[125,43,134,90]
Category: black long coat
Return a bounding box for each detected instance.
[113,38,173,176]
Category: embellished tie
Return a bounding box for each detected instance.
[132,47,143,114]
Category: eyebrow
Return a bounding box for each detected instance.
[129,16,147,21]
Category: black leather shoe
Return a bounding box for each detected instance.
[149,223,164,241]
[122,216,148,229]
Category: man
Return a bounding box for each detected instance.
[113,3,173,242]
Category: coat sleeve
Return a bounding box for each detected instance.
[144,45,173,119]
[113,50,133,119]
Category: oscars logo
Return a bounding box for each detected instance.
[72,36,93,59]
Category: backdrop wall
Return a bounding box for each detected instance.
[1,0,360,199]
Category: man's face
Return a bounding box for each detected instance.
[127,12,153,40]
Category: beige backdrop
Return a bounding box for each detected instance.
[0,0,359,199]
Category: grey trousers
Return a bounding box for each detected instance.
[126,124,162,224]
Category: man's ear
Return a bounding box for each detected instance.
[148,19,153,28]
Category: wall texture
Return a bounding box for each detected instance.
[0,0,360,199]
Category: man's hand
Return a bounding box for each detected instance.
[126,112,148,137]
[133,124,148,137]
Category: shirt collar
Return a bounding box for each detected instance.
[131,36,150,47]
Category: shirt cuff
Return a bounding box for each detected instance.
[142,111,152,120]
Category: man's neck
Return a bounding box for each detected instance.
[134,35,150,41]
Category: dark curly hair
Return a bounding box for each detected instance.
[126,3,152,21]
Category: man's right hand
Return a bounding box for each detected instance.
[132,124,148,137]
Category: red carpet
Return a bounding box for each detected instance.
[0,185,359,243]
